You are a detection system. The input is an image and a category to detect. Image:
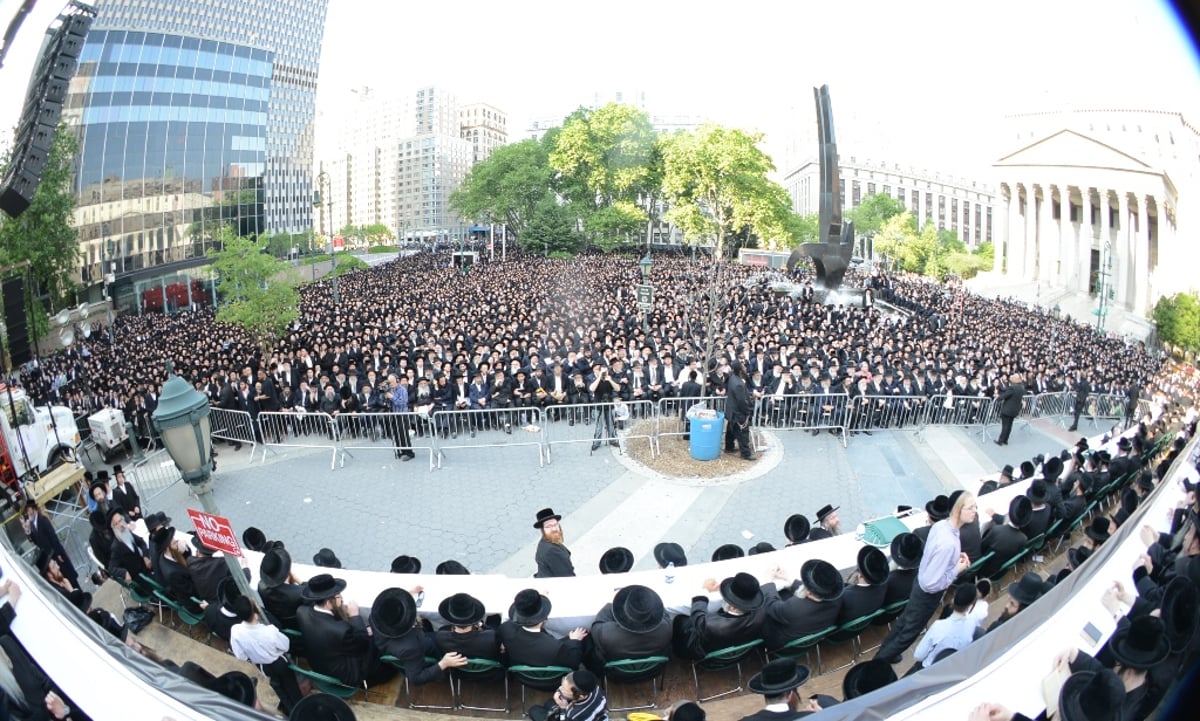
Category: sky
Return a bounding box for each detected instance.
[1,0,1198,179]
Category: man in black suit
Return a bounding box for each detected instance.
[994,373,1025,446]
[978,496,1032,579]
[882,533,923,608]
[107,508,152,584]
[738,658,814,721]
[533,508,575,578]
[836,546,890,624]
[586,585,672,672]
[371,588,466,686]
[672,572,766,660]
[110,465,142,521]
[151,526,206,615]
[1068,371,1091,431]
[761,560,844,651]
[295,573,393,688]
[187,536,234,605]
[723,360,755,461]
[20,500,79,587]
[499,589,587,668]
[433,593,502,662]
[258,547,305,634]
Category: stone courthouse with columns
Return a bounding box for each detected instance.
[988,109,1197,333]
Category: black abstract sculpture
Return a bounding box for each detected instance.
[787,85,854,288]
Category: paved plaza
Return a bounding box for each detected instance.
[124,411,1093,578]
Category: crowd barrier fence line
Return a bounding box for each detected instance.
[209,407,257,454]
[254,411,337,470]
[192,390,1141,471]
[543,400,657,462]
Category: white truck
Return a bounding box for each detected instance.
[0,384,81,480]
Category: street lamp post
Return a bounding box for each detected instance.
[313,170,338,304]
[152,363,258,605]
[638,252,653,334]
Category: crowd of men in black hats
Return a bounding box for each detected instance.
[13,251,1170,458]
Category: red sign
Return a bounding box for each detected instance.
[332,235,345,249]
[185,509,243,558]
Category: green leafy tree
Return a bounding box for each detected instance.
[450,138,556,238]
[790,213,820,245]
[936,229,966,254]
[550,103,655,208]
[661,125,795,257]
[0,124,80,334]
[847,192,906,236]
[943,252,989,279]
[265,231,293,257]
[363,223,393,245]
[207,228,299,352]
[521,198,584,256]
[1154,292,1200,352]
[974,241,994,265]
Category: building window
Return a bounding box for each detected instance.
[867,182,875,196]
[852,181,861,206]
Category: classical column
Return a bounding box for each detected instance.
[1099,190,1112,303]
[1058,185,1072,290]
[1079,188,1094,293]
[1134,196,1150,314]
[1113,192,1131,307]
[993,184,1007,274]
[1022,183,1036,281]
[1038,183,1055,284]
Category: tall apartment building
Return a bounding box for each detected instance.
[61,0,327,312]
[784,156,996,246]
[459,102,507,164]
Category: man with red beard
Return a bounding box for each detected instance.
[533,508,575,578]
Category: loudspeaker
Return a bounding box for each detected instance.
[3,277,31,367]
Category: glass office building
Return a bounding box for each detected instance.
[61,0,327,313]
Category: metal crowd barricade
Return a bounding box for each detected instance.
[750,392,848,447]
[209,407,257,451]
[332,411,437,471]
[129,449,186,506]
[1034,391,1072,427]
[255,411,337,469]
[413,407,545,468]
[927,393,996,438]
[543,400,657,461]
[844,393,932,436]
[657,395,725,442]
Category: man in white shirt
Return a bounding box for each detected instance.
[909,584,981,673]
[230,596,303,714]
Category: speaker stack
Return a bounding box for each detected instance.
[2,276,30,367]
[0,5,94,218]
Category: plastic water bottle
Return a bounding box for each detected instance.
[665,561,675,584]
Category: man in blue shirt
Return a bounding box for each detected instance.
[910,583,980,673]
[388,374,415,461]
[875,491,976,665]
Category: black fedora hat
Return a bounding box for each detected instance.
[800,559,844,602]
[1043,456,1064,482]
[149,525,175,550]
[599,546,634,574]
[890,532,924,569]
[241,527,267,552]
[1161,577,1200,653]
[96,470,110,482]
[612,585,665,634]
[106,506,125,527]
[1008,495,1033,529]
[815,504,839,524]
[1008,572,1049,606]
[784,514,811,544]
[1119,488,1140,516]
[313,548,342,568]
[509,588,552,626]
[1085,517,1111,544]
[1067,545,1092,569]
[436,560,470,575]
[89,480,109,499]
[1026,479,1050,504]
[1019,461,1035,479]
[216,576,242,607]
[191,534,217,556]
[842,659,897,699]
[144,511,171,530]
[300,573,346,603]
[668,701,706,721]
[857,546,890,586]
[1109,615,1170,669]
[533,507,561,529]
[390,555,422,574]
[924,495,951,521]
[1137,471,1155,492]
[1000,464,1014,479]
[370,588,418,639]
[653,542,687,568]
[747,541,776,556]
[747,658,810,695]
[1058,668,1124,721]
[1117,436,1132,451]
[209,670,256,707]
[289,693,357,721]
[259,548,292,588]
[711,544,744,562]
[438,592,485,627]
[719,572,764,612]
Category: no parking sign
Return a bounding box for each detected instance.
[186,509,243,557]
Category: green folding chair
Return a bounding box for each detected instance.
[449,657,508,712]
[288,663,364,700]
[823,610,884,672]
[151,589,204,638]
[508,664,572,709]
[603,656,670,711]
[691,638,763,701]
[768,625,837,675]
[379,654,455,710]
[956,551,995,584]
